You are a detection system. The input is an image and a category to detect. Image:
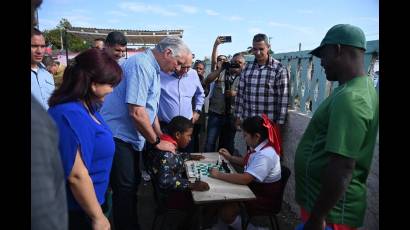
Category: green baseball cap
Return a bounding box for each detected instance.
[310,24,366,57]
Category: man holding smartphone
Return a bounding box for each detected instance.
[221,35,232,43]
[204,36,246,153]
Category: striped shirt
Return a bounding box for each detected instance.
[234,55,289,124]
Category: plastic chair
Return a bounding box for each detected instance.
[243,165,291,230]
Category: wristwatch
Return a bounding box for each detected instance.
[151,136,161,146]
[194,109,201,114]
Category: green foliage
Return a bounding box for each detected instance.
[57,18,72,29]
[43,18,89,52]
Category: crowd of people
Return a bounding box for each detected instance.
[31,0,379,229]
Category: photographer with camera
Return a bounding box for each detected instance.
[204,40,246,153]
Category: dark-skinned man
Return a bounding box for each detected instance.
[294,24,379,230]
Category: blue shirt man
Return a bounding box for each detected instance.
[98,36,191,230]
[158,68,205,124]
[101,49,161,151]
[31,63,55,109]
[31,29,55,109]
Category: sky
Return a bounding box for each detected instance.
[38,0,379,60]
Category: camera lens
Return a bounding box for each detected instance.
[222,62,230,70]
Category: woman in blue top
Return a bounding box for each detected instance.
[48,48,122,230]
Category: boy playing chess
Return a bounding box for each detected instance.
[209,114,282,230]
[145,116,209,224]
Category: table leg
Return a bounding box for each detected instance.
[197,205,203,230]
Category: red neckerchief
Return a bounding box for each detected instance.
[160,134,177,147]
[243,141,271,166]
[261,114,282,156]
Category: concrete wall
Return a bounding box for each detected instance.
[234,110,379,229]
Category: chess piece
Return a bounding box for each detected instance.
[191,163,195,176]
[221,160,230,173]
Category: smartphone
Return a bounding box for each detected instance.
[220,36,232,43]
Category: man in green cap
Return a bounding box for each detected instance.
[294,24,379,230]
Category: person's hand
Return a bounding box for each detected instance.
[225,90,237,97]
[214,36,223,47]
[235,118,242,131]
[156,140,176,153]
[190,154,205,161]
[208,168,220,178]
[303,216,326,230]
[190,181,210,191]
[92,214,111,230]
[192,111,200,124]
[218,148,231,161]
[216,60,224,71]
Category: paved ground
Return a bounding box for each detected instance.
[108,180,300,230]
[108,118,301,229]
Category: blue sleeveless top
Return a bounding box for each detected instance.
[48,101,115,210]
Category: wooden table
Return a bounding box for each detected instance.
[185,152,256,204]
[185,152,256,229]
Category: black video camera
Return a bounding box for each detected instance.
[222,62,241,70]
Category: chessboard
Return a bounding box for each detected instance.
[186,160,232,179]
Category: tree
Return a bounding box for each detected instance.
[43,18,89,52]
[57,18,72,29]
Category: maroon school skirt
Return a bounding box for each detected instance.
[245,180,282,216]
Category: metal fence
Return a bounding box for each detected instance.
[273,40,379,115]
[200,40,379,116]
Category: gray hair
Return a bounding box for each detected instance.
[155,36,191,58]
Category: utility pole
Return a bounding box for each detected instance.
[64,30,69,64]
[299,42,301,51]
[35,10,39,29]
[60,29,64,51]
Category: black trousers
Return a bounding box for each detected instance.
[110,138,141,230]
[192,123,201,152]
[218,114,237,154]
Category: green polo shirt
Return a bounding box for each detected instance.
[294,76,379,227]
